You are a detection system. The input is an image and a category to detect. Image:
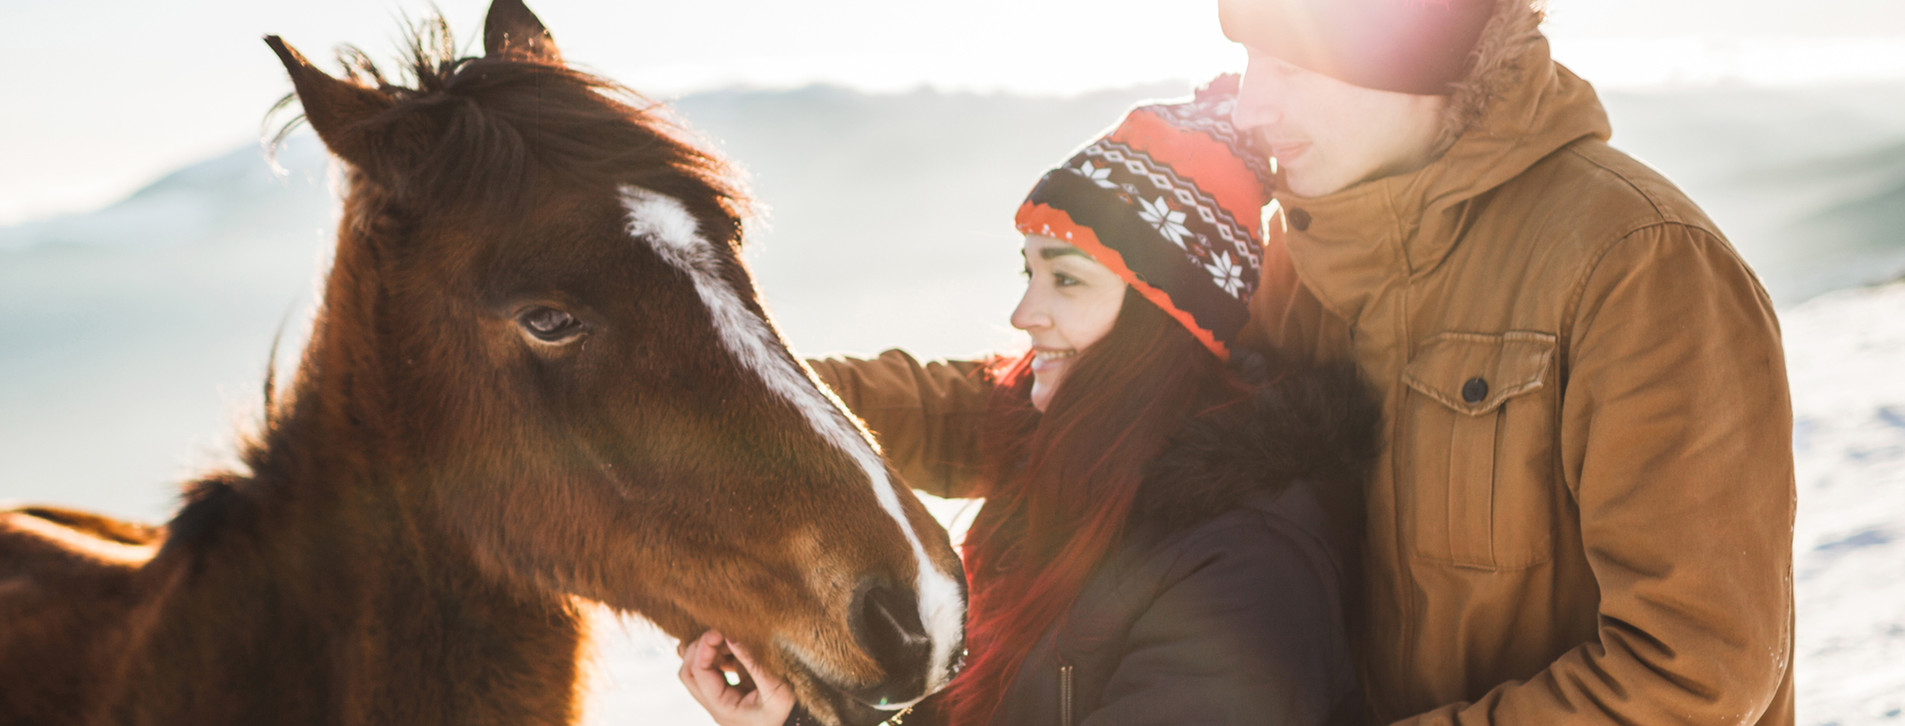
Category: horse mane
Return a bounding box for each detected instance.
[273,16,750,243]
[160,15,755,564]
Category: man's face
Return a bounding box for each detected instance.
[1232,49,1451,198]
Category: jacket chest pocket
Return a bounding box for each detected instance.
[1398,331,1558,571]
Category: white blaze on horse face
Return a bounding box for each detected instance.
[620,186,965,703]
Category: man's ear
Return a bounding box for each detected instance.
[265,36,398,175]
[484,0,562,63]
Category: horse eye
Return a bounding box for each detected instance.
[516,306,583,343]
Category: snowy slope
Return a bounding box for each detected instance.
[1785,282,1905,725]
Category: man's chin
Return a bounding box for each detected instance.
[1279,170,1339,199]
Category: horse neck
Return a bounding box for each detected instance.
[114,214,587,725]
[123,477,586,726]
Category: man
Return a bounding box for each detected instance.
[810,0,1796,723]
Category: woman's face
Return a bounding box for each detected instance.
[1011,234,1128,412]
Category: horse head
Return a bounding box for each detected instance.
[265,2,964,722]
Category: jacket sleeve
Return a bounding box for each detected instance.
[806,350,994,499]
[1398,224,1797,724]
[1085,519,1361,726]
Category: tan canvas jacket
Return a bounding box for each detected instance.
[1241,35,1797,726]
[810,13,1796,726]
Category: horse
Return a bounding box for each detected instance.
[0,2,965,724]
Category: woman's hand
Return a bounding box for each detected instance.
[678,630,797,726]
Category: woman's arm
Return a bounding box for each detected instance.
[807,350,995,499]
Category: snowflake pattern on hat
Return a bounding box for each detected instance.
[1016,75,1273,359]
[1067,137,1264,302]
[1137,195,1193,250]
[1205,252,1247,297]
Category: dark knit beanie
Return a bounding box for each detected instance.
[1014,76,1274,361]
[1218,0,1495,95]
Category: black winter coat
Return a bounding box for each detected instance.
[984,483,1362,726]
[792,362,1379,726]
[979,362,1377,726]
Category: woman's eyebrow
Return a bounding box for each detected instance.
[1039,246,1092,261]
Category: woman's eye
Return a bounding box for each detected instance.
[1053,272,1081,287]
[517,306,584,343]
[1019,265,1032,279]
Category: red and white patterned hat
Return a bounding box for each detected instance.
[1014,75,1274,360]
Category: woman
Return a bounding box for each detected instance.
[681,78,1378,726]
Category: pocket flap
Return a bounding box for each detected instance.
[1402,331,1557,416]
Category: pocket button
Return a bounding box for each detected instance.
[1461,377,1489,404]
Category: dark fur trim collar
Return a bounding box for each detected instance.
[1128,360,1381,540]
[1431,0,1547,156]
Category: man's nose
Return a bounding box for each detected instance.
[1232,61,1284,130]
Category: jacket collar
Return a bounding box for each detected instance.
[1273,19,1613,327]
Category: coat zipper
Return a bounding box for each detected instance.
[1058,662,1075,726]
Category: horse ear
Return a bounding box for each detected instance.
[265,35,396,173]
[484,0,562,63]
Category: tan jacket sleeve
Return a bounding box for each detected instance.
[1400,224,1797,724]
[807,350,995,500]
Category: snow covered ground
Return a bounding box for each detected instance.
[1785,282,1905,725]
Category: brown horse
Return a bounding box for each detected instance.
[0,2,964,724]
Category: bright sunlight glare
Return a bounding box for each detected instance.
[1,0,1901,226]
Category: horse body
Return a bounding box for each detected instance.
[1,508,158,723]
[1,267,598,725]
[0,3,964,724]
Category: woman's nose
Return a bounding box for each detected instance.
[1009,287,1048,332]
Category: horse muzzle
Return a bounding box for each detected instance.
[844,579,935,708]
[791,575,966,726]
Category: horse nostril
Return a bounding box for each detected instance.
[847,579,931,708]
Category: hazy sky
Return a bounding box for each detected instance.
[3,0,1902,226]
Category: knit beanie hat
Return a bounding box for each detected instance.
[1217,0,1495,95]
[1014,76,1274,361]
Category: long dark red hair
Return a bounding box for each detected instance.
[943,288,1252,725]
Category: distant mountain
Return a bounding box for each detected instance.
[6,82,1904,306]
[1786,144,1905,295]
[0,137,333,253]
[1598,85,1905,304]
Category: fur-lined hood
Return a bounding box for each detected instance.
[1127,359,1381,541]
[1432,0,1551,155]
